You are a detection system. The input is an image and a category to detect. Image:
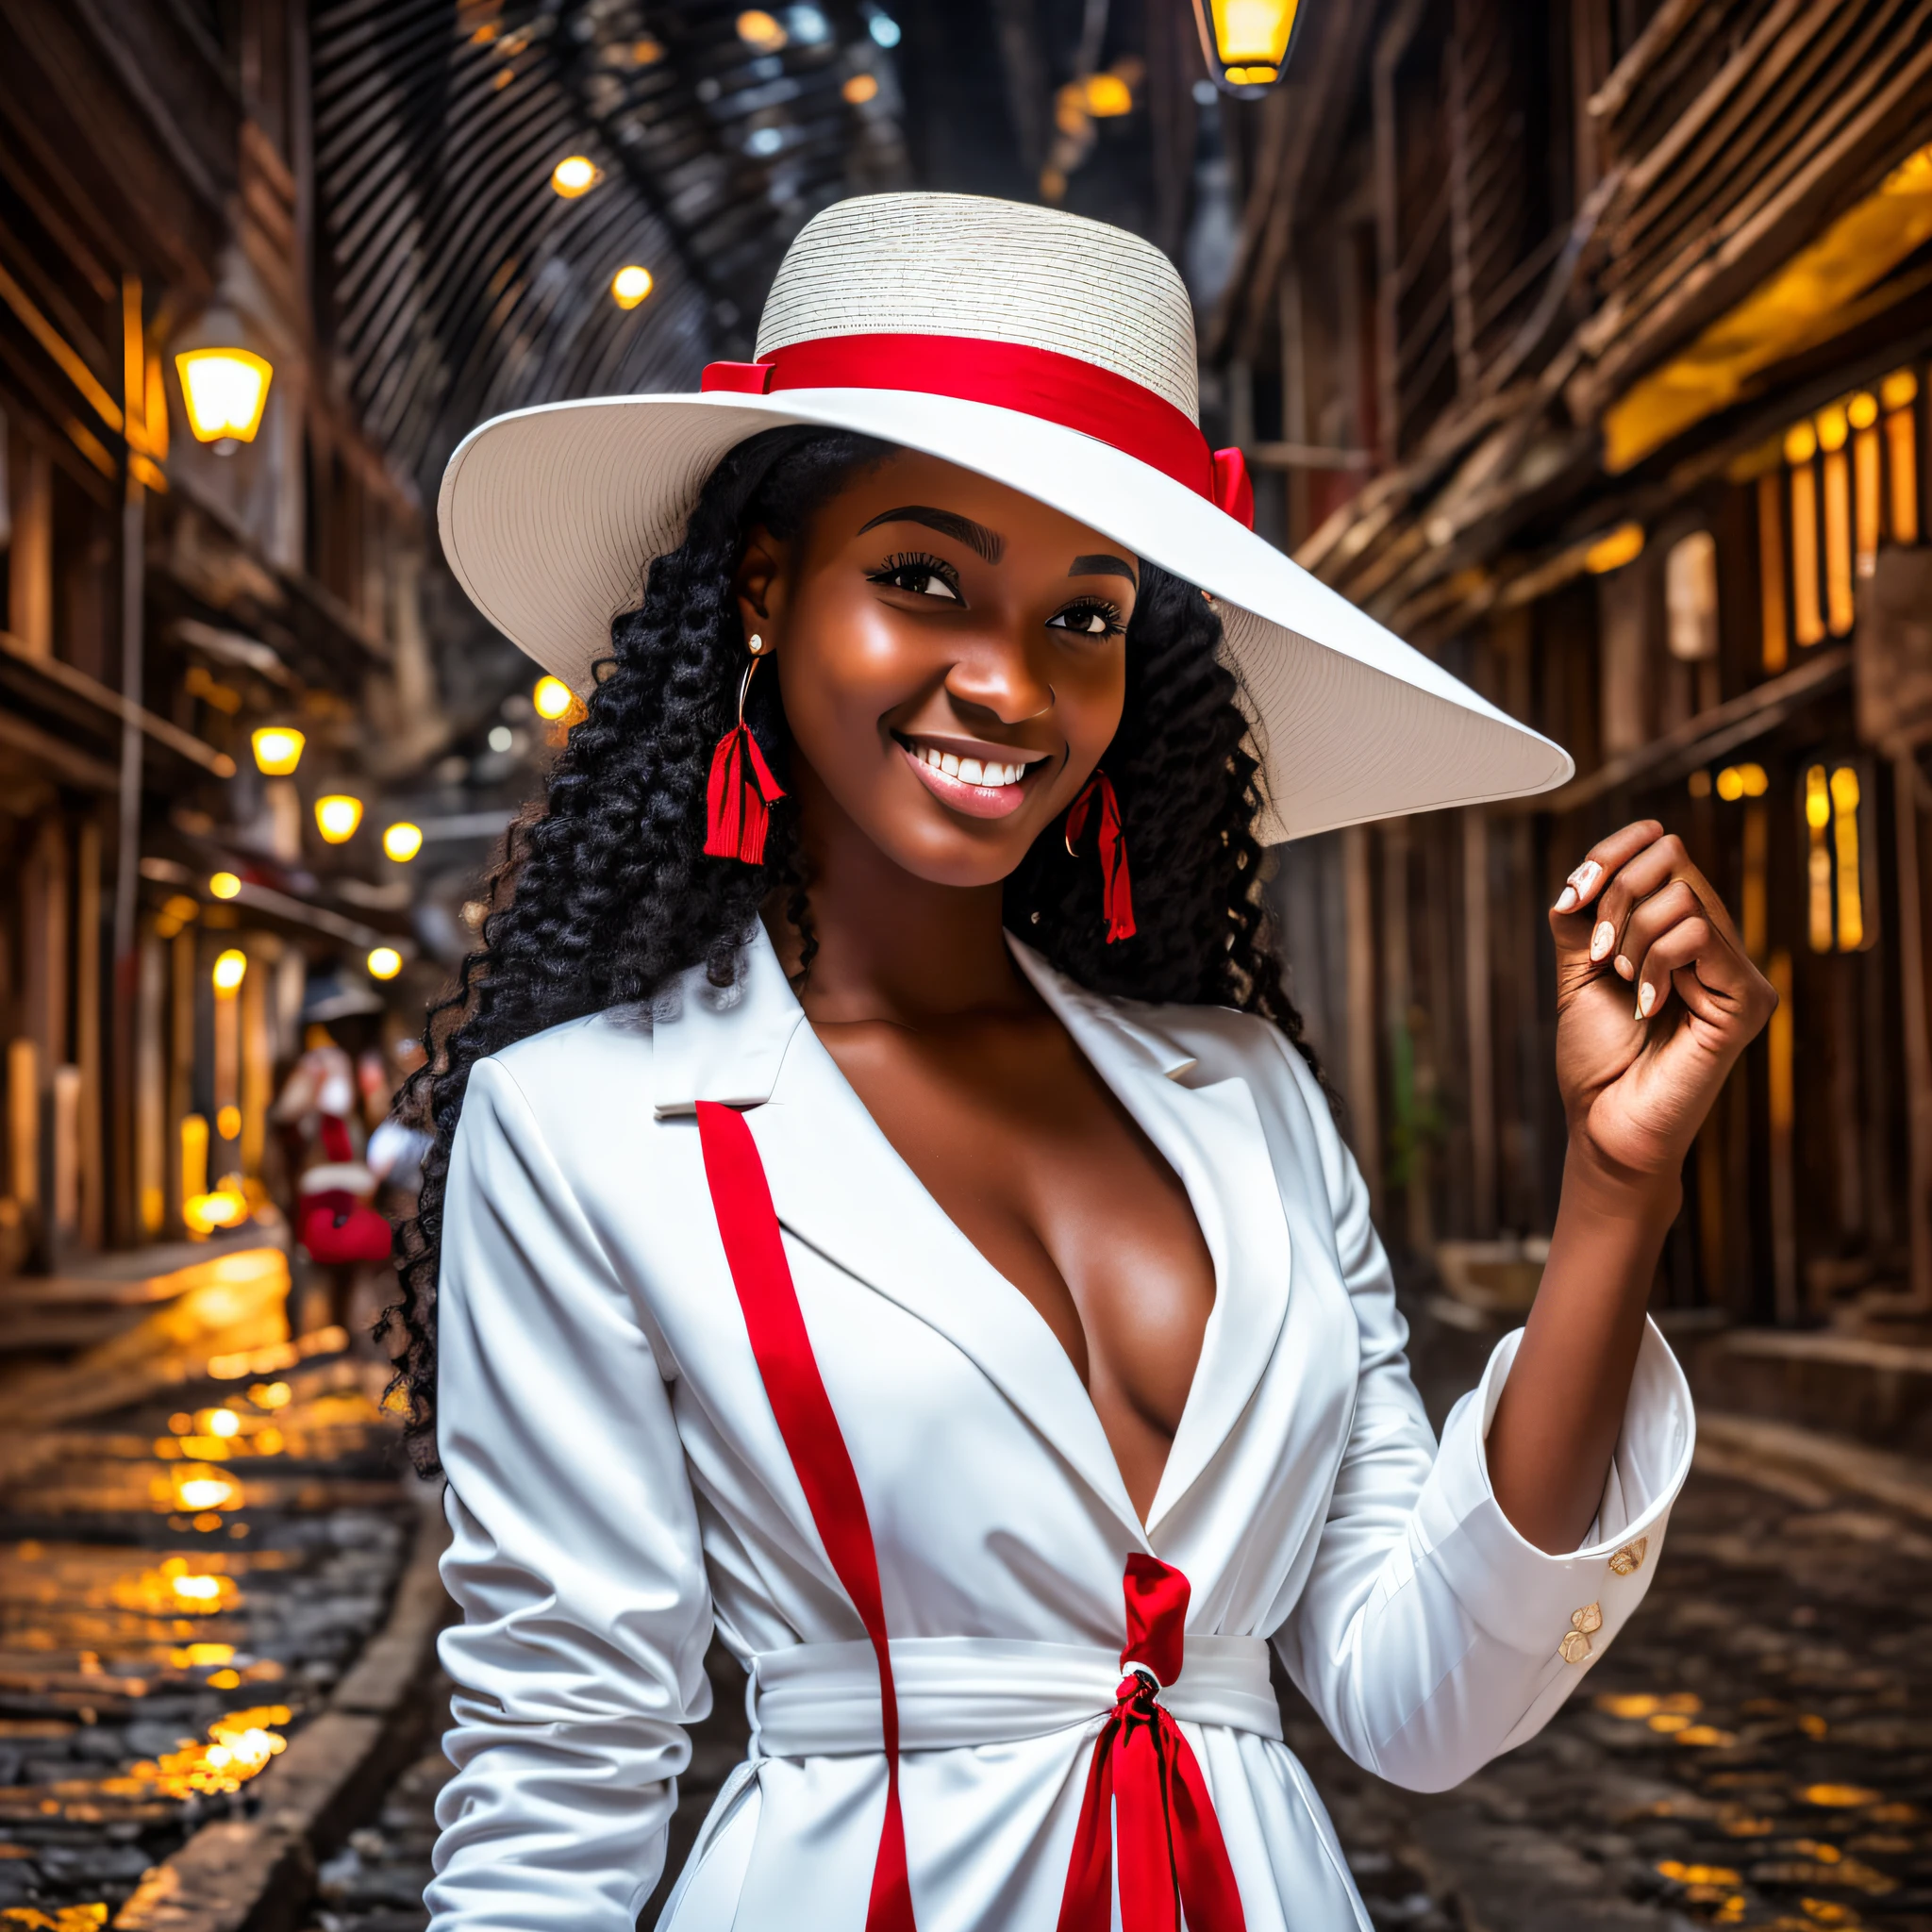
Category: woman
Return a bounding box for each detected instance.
[403,195,1772,1932]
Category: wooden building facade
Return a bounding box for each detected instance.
[1217,0,1932,1326]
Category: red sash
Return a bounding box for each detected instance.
[695,1099,1247,1932]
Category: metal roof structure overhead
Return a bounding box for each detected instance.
[310,1,909,500]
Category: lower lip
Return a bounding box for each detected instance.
[899,744,1034,820]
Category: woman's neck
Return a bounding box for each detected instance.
[766,766,1030,1030]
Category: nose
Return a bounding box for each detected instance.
[941,631,1055,725]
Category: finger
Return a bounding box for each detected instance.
[1590,832,1691,968]
[1631,916,1713,1022]
[1551,821,1664,916]
[1615,879,1705,984]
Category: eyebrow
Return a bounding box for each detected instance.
[1070,553,1139,587]
[857,505,1005,563]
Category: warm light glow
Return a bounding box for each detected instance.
[212,949,248,994]
[1198,0,1300,64]
[610,263,655,308]
[1664,531,1718,662]
[1715,763,1767,803]
[382,821,424,862]
[1881,368,1920,411]
[1833,766,1863,950]
[209,871,242,899]
[250,726,305,774]
[367,946,404,981]
[216,1104,242,1141]
[1784,422,1818,465]
[250,1380,292,1409]
[1848,391,1879,431]
[1886,383,1921,544]
[1083,72,1133,116]
[1854,406,1882,575]
[842,72,879,104]
[1688,769,1712,799]
[737,8,787,50]
[1584,523,1645,574]
[175,347,274,444]
[533,674,576,720]
[184,1190,245,1234]
[1757,472,1787,675]
[206,1407,240,1438]
[315,794,363,842]
[550,155,599,197]
[1815,404,1849,453]
[1822,430,1854,635]
[1807,766,1832,952]
[1790,455,1824,647]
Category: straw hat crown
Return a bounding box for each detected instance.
[754,193,1202,424]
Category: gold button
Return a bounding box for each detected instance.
[1572,1602,1603,1636]
[1559,1630,1591,1664]
[1608,1538,1648,1575]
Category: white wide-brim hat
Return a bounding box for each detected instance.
[438,192,1571,842]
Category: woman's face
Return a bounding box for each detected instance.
[735,449,1137,888]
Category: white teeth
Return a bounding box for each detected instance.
[914,743,1027,786]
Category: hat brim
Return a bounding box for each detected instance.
[437,389,1572,842]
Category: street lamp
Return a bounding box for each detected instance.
[251,725,305,775]
[315,794,363,843]
[175,346,275,449]
[1192,0,1306,96]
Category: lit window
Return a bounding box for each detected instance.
[1815,406,1854,636]
[1785,423,1824,648]
[1831,766,1863,950]
[1665,531,1719,661]
[1806,765,1832,952]
[1881,367,1920,544]
[1756,471,1787,675]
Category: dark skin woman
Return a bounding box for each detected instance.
[391,427,1774,1555]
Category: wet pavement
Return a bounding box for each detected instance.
[0,1318,408,1922]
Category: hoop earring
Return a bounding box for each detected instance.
[704,634,786,864]
[1064,770,1135,943]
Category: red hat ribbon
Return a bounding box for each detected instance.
[1065,772,1136,943]
[702,334,1257,529]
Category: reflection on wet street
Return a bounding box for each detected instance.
[0,1244,406,1922]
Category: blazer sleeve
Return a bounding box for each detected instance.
[426,1057,714,1932]
[1268,1045,1694,1796]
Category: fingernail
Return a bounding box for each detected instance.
[1614,954,1633,980]
[1570,860,1602,896]
[1553,886,1578,913]
[1638,982,1656,1017]
[1591,921,1615,962]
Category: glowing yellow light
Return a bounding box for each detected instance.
[1881,368,1920,411]
[1848,391,1879,431]
[1800,1785,1882,1808]
[175,347,274,444]
[1833,766,1863,950]
[315,794,363,842]
[174,1472,241,1510]
[1807,765,1833,953]
[842,72,879,104]
[211,949,248,993]
[205,1407,240,1439]
[550,155,598,197]
[610,263,655,308]
[382,821,424,862]
[215,1104,242,1141]
[1815,404,1849,453]
[1716,767,1745,802]
[533,675,576,720]
[249,1381,292,1409]
[208,871,242,900]
[184,1191,245,1233]
[1785,422,1819,465]
[1083,72,1133,116]
[1738,762,1768,797]
[1806,765,1831,830]
[1198,0,1300,65]
[250,725,305,774]
[170,1642,235,1668]
[737,8,787,50]
[1584,522,1644,574]
[367,946,404,981]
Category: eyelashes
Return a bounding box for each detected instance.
[864,556,1126,638]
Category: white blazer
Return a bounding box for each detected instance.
[426,924,1693,1932]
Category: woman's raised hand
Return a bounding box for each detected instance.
[1549,821,1776,1185]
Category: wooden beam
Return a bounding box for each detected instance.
[7,433,52,656]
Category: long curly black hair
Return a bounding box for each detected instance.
[384,426,1320,1473]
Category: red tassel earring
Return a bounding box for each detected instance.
[704,634,786,864]
[1065,771,1135,942]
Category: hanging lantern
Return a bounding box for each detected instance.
[1192,0,1306,97]
[314,794,363,843]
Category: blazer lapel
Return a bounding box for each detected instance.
[1008,942,1294,1539]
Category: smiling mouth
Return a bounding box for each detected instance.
[894,735,1049,820]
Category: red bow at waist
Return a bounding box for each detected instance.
[1058,1554,1247,1932]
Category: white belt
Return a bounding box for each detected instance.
[747,1634,1282,1758]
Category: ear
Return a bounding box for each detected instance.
[734,525,787,647]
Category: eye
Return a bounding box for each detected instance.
[867,552,963,603]
[1047,598,1125,639]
